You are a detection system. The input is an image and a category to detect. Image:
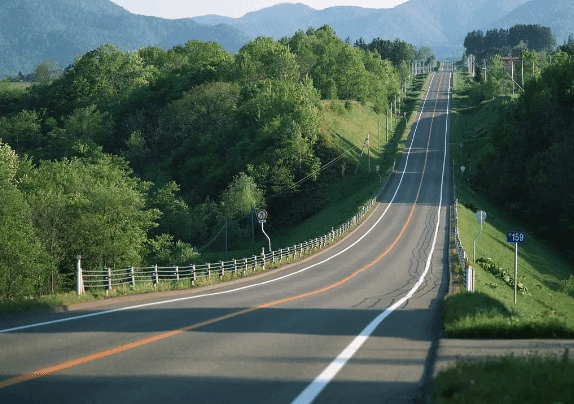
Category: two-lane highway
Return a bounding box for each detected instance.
[1,65,453,404]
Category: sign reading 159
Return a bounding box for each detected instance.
[506,231,525,244]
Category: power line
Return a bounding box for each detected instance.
[196,146,358,252]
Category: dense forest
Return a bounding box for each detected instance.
[464,24,556,60]
[0,26,424,300]
[463,41,574,254]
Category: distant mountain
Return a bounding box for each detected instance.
[193,0,573,58]
[2,0,572,78]
[0,0,249,78]
[490,0,574,44]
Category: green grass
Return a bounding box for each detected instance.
[433,350,574,404]
[444,195,574,338]
[444,69,574,338]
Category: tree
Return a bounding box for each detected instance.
[0,142,53,299]
[474,53,574,248]
[558,35,574,56]
[368,38,416,67]
[33,59,63,84]
[0,109,42,153]
[235,37,299,83]
[39,44,154,118]
[483,55,505,99]
[237,79,322,196]
[21,150,160,275]
[416,46,435,66]
[464,30,484,55]
[465,25,556,57]
[64,105,113,147]
[146,233,198,267]
[160,81,240,198]
[148,181,193,243]
[220,172,265,220]
[521,49,541,83]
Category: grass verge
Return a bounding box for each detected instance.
[433,350,574,404]
[444,70,574,338]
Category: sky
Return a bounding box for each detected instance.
[109,0,408,19]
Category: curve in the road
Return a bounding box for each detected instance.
[1,70,452,403]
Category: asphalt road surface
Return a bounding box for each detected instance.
[0,65,453,404]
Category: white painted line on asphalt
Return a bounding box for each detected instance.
[291,72,452,404]
[0,74,438,335]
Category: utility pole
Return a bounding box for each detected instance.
[368,133,371,173]
[390,104,393,133]
[511,60,515,95]
[378,122,381,154]
[251,206,255,243]
[385,110,389,143]
[521,59,524,88]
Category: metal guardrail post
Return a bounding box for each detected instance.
[106,266,112,292]
[76,255,83,295]
[130,266,135,287]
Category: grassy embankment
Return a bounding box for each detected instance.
[433,70,574,404]
[443,71,574,338]
[0,74,431,313]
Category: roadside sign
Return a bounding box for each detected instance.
[257,210,271,252]
[506,231,525,244]
[257,209,268,223]
[473,210,486,262]
[476,210,486,224]
[507,231,525,304]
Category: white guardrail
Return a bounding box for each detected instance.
[451,161,475,292]
[76,162,396,295]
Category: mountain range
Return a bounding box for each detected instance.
[1,0,572,78]
[0,0,249,77]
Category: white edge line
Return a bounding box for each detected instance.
[0,74,437,335]
[290,71,451,404]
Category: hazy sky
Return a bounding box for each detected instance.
[109,1,408,19]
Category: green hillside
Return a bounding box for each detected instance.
[0,0,249,78]
[0,28,431,309]
[444,69,574,338]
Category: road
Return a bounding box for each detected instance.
[0,65,453,404]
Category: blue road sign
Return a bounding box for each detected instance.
[507,231,525,244]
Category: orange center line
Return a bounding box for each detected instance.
[0,74,446,391]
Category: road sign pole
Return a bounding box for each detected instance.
[261,222,271,254]
[514,242,518,304]
[506,231,525,305]
[257,209,271,253]
[474,211,486,262]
